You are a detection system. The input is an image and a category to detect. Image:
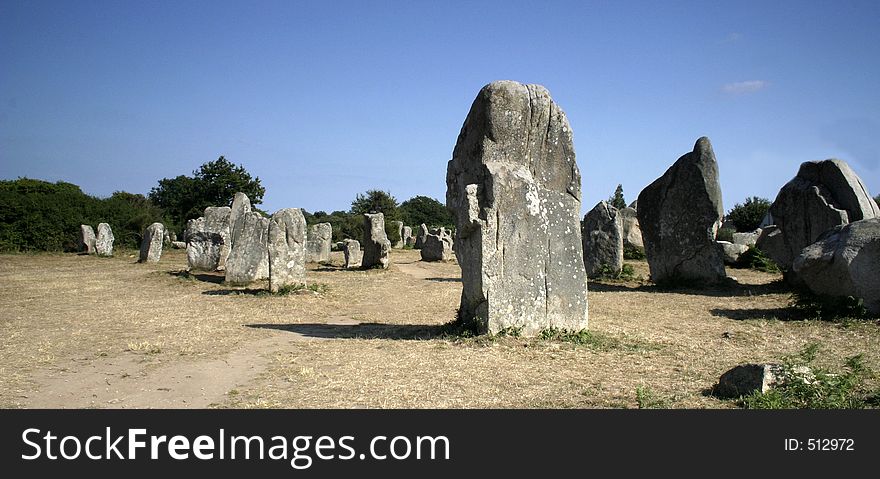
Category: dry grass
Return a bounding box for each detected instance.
[0,249,877,409]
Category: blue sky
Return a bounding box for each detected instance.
[2,0,878,217]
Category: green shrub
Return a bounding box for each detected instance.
[726,196,771,232]
[623,244,645,260]
[592,263,637,281]
[715,227,734,243]
[736,246,779,273]
[790,290,869,321]
[741,343,878,409]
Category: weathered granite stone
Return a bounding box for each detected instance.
[204,206,232,270]
[414,223,429,249]
[228,193,269,280]
[268,208,307,293]
[184,217,205,243]
[792,218,880,315]
[95,223,115,257]
[306,223,332,263]
[391,221,405,248]
[226,212,270,285]
[163,229,171,245]
[715,363,814,399]
[420,233,453,261]
[732,229,761,248]
[619,206,643,250]
[362,213,391,269]
[718,241,749,265]
[582,201,624,278]
[637,137,726,284]
[402,226,412,246]
[187,232,223,271]
[757,159,879,271]
[171,241,187,249]
[343,239,362,269]
[446,80,588,335]
[79,225,96,254]
[405,235,416,247]
[138,222,165,263]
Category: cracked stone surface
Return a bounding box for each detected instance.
[362,213,391,269]
[446,80,588,336]
[582,201,623,278]
[306,222,332,263]
[268,208,307,293]
[637,137,726,284]
[138,222,165,263]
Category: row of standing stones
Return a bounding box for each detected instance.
[75,80,879,336]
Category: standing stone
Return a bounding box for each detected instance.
[306,223,332,263]
[79,225,96,254]
[171,241,186,249]
[228,193,268,279]
[391,221,405,248]
[184,217,205,243]
[226,212,270,285]
[732,229,761,248]
[163,229,171,245]
[187,232,223,271]
[582,201,624,278]
[718,241,749,265]
[268,208,307,293]
[619,206,643,250]
[343,239,363,269]
[402,226,412,246]
[756,159,879,271]
[138,222,165,263]
[446,80,588,335]
[414,223,429,249]
[792,218,880,315]
[362,213,391,269]
[420,232,454,261]
[204,206,232,270]
[637,137,726,284]
[95,223,115,257]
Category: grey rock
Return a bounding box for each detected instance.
[402,226,412,246]
[758,159,879,271]
[268,208,307,293]
[187,232,223,271]
[446,80,588,336]
[718,241,749,265]
[343,239,362,269]
[306,223,332,263]
[792,218,880,314]
[228,193,269,280]
[582,201,624,278]
[95,223,115,257]
[732,229,761,248]
[715,363,814,399]
[163,229,171,245]
[138,222,165,263]
[204,206,232,270]
[619,206,643,250]
[391,221,405,248]
[637,137,726,284]
[79,225,96,254]
[420,233,453,261]
[171,241,187,249]
[184,217,205,243]
[362,213,391,269]
[414,223,429,249]
[225,212,270,285]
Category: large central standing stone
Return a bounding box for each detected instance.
[204,206,232,270]
[138,222,165,263]
[306,223,332,263]
[362,213,391,269]
[268,208,307,293]
[446,80,588,335]
[582,201,624,278]
[637,137,726,284]
[228,193,269,280]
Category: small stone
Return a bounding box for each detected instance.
[343,239,362,269]
[138,223,165,263]
[362,213,391,269]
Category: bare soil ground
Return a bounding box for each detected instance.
[1,248,877,409]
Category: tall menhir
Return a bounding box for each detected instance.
[446,80,588,336]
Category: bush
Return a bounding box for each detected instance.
[623,244,645,260]
[741,343,878,409]
[0,178,166,252]
[399,195,453,230]
[737,246,779,273]
[790,290,870,321]
[715,227,734,243]
[591,263,637,281]
[726,196,771,232]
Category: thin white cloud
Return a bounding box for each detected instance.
[722,80,768,94]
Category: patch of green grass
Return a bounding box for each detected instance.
[270,283,329,296]
[737,247,779,273]
[635,386,669,409]
[592,263,640,282]
[539,327,663,353]
[789,290,869,322]
[623,244,645,260]
[741,343,879,409]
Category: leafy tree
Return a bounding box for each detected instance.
[399,195,454,229]
[726,196,772,232]
[350,190,399,218]
[608,184,627,210]
[149,156,265,234]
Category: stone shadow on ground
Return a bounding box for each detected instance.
[425,277,461,283]
[246,323,449,340]
[168,270,226,284]
[709,307,800,321]
[588,279,789,298]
